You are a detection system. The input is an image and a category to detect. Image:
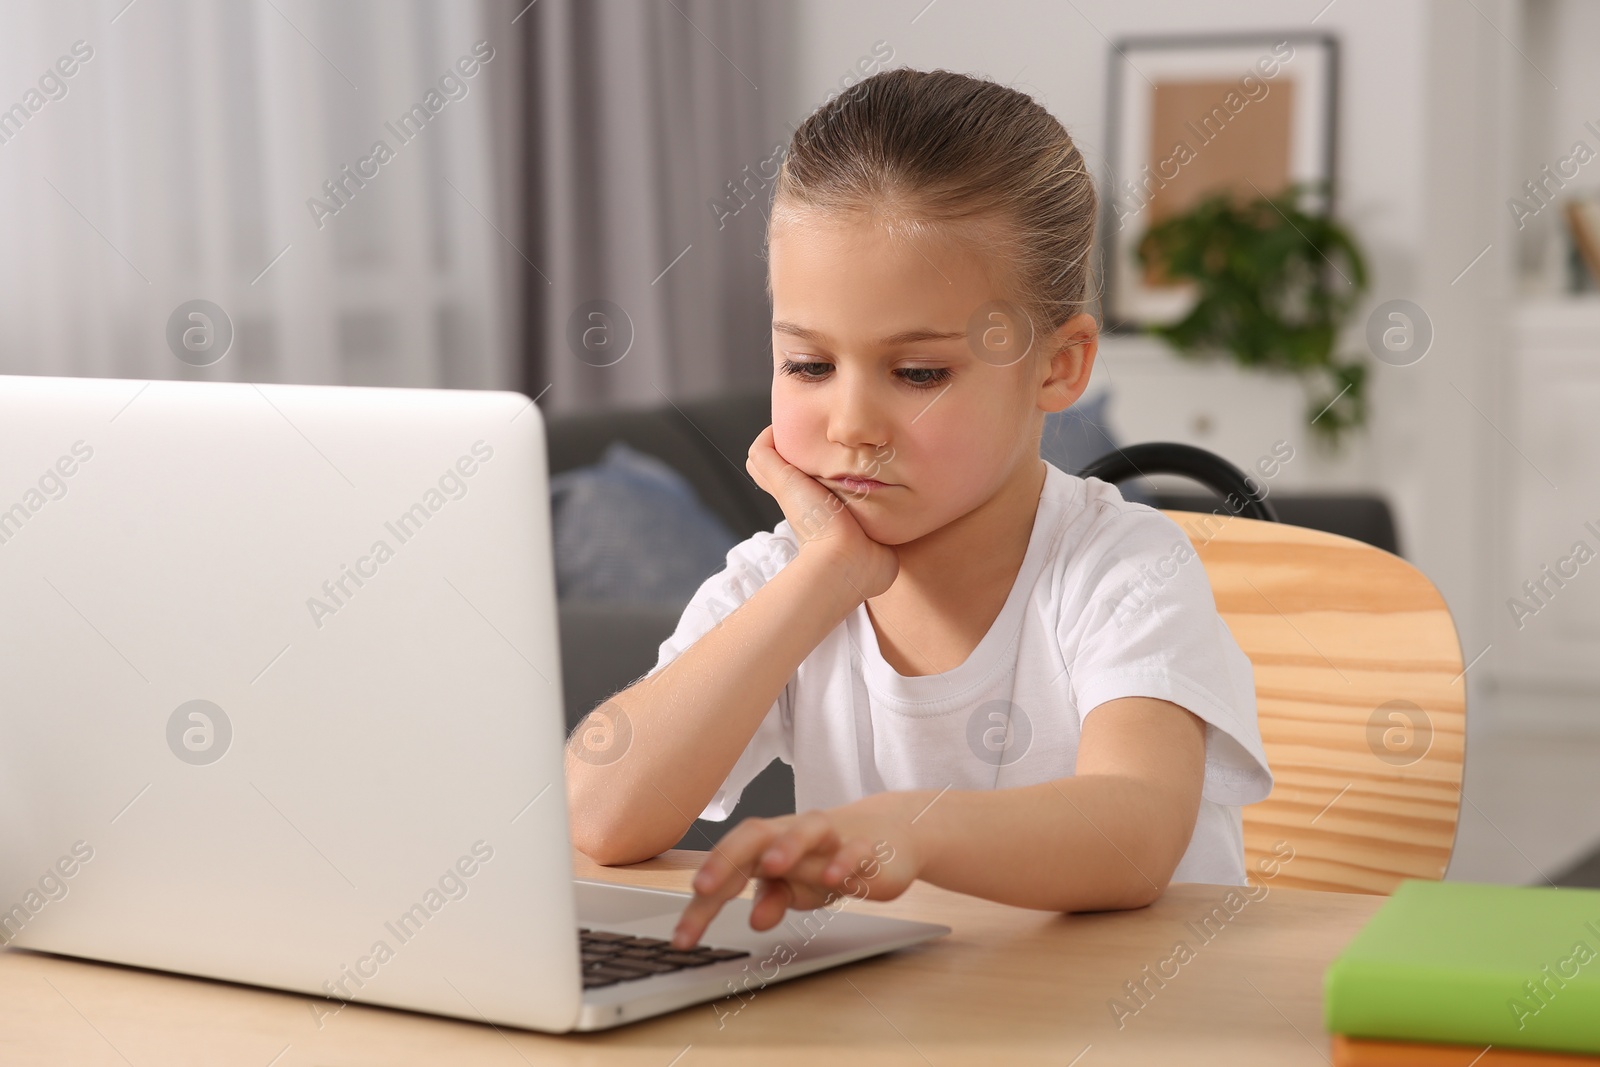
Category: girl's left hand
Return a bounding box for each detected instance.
[670,792,926,950]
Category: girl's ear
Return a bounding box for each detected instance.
[1037,312,1098,414]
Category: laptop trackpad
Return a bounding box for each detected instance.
[574,879,691,926]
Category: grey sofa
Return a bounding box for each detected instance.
[547,391,1400,851]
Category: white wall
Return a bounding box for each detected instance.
[786,0,1521,727]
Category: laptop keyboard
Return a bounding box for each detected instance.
[579,927,750,989]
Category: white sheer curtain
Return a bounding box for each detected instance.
[0,0,517,390]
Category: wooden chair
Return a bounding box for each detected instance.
[1085,446,1466,895]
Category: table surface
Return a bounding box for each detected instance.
[0,847,1383,1066]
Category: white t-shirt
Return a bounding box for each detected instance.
[644,462,1274,886]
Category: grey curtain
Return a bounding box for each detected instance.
[520,0,794,413]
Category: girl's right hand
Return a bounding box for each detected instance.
[745,425,899,601]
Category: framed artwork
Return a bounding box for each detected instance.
[1099,32,1339,330]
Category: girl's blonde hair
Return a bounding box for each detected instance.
[769,67,1099,345]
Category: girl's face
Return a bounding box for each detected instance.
[767,206,1088,546]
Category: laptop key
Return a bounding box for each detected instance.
[582,931,633,944]
[691,948,751,961]
[590,957,655,975]
[583,966,644,986]
[611,958,678,975]
[618,936,671,950]
[613,947,674,961]
[658,952,718,968]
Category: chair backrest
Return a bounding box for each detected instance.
[1165,509,1466,895]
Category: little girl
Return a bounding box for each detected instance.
[564,68,1273,950]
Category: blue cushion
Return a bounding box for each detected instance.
[550,441,739,605]
[1040,392,1158,506]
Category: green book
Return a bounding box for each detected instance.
[1324,879,1600,1054]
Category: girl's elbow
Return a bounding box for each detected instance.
[569,815,658,866]
[566,777,684,865]
[1103,843,1184,911]
[574,836,647,867]
[1123,874,1171,910]
[1101,870,1172,911]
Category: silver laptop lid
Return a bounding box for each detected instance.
[0,374,583,1031]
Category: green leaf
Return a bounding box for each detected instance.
[1134,181,1370,448]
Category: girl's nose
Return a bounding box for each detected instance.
[828,375,891,454]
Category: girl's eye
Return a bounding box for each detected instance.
[777,358,952,389]
[897,366,952,388]
[779,358,831,381]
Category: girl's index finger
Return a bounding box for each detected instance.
[675,816,844,948]
[673,862,756,950]
[672,823,779,949]
[671,889,725,950]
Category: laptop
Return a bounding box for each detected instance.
[0,373,949,1032]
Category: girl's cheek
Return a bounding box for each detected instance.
[770,395,819,470]
[905,410,988,491]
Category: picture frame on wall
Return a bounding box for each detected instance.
[1099,32,1339,331]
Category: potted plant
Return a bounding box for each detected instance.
[1134,181,1370,447]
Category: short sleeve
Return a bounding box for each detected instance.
[1060,503,1273,807]
[643,524,800,821]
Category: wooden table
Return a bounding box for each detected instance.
[0,848,1382,1065]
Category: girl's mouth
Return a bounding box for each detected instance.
[828,475,893,495]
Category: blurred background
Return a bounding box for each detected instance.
[2,0,1595,884]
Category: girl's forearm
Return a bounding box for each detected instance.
[903,775,1198,912]
[566,545,863,865]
